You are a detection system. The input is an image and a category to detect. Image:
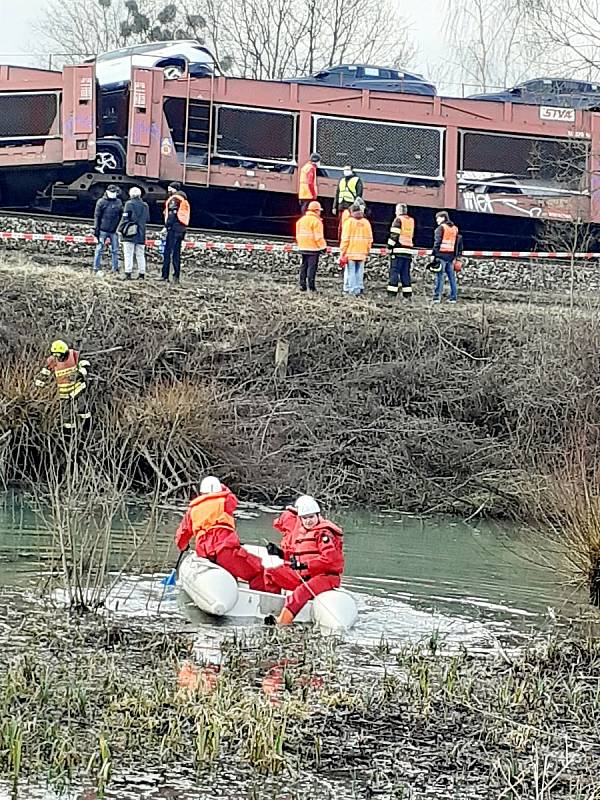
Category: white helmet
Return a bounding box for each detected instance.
[295,495,320,517]
[199,476,222,494]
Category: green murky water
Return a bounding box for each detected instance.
[0,494,584,649]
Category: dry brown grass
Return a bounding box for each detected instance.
[3,260,600,518]
[530,443,600,606]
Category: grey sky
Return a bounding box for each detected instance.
[0,0,448,78]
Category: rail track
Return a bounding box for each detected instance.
[0,208,295,244]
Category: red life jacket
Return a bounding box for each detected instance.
[47,350,84,398]
[188,490,240,557]
[288,518,344,578]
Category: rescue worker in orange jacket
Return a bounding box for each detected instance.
[264,495,344,625]
[175,476,267,590]
[431,210,460,304]
[34,340,92,429]
[295,201,327,292]
[297,153,320,213]
[387,204,415,300]
[161,181,190,285]
[340,201,373,296]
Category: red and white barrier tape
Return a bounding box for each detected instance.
[0,230,598,260]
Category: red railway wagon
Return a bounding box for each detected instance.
[2,62,599,245]
[125,69,598,211]
[0,63,166,210]
[114,67,600,243]
[0,64,98,205]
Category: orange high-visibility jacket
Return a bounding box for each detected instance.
[288,519,344,579]
[164,195,191,226]
[436,222,459,254]
[46,350,85,398]
[340,215,373,261]
[175,488,240,557]
[298,161,318,200]
[296,211,326,252]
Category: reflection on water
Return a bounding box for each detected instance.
[0,494,586,652]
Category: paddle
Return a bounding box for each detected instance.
[162,548,187,587]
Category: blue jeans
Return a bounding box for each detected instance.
[434,256,457,301]
[94,232,119,271]
[344,260,364,295]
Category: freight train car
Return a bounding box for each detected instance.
[0,63,165,211]
[1,62,599,247]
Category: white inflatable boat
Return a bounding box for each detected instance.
[178,545,358,631]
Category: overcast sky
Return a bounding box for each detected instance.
[0,0,448,77]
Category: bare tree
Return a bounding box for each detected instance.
[524,0,600,79]
[443,0,543,94]
[34,0,212,64]
[37,0,415,78]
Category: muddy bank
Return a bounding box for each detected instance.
[1,597,599,799]
[2,257,600,513]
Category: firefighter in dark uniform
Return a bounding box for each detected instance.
[387,204,415,300]
[34,340,92,429]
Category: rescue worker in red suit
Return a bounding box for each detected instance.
[264,495,344,625]
[175,476,267,590]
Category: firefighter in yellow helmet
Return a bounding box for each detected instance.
[34,340,91,429]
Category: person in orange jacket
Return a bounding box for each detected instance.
[175,476,267,590]
[295,201,327,292]
[264,495,344,625]
[339,201,373,296]
[297,153,320,212]
[161,181,190,285]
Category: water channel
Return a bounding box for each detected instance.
[0,495,591,800]
[0,495,585,651]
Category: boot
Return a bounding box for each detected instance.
[123,272,132,281]
[276,607,294,626]
[138,273,145,280]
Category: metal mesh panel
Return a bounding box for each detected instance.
[216,106,296,162]
[460,131,588,189]
[314,116,442,178]
[0,93,59,140]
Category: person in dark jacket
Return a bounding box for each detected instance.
[161,181,190,284]
[93,185,123,274]
[118,187,150,280]
[431,210,460,304]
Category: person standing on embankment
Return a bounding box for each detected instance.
[298,153,321,213]
[387,203,415,300]
[161,181,190,285]
[119,187,150,280]
[34,340,91,429]
[295,200,327,292]
[263,495,345,625]
[93,185,123,275]
[332,165,364,240]
[431,210,460,304]
[339,201,373,296]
